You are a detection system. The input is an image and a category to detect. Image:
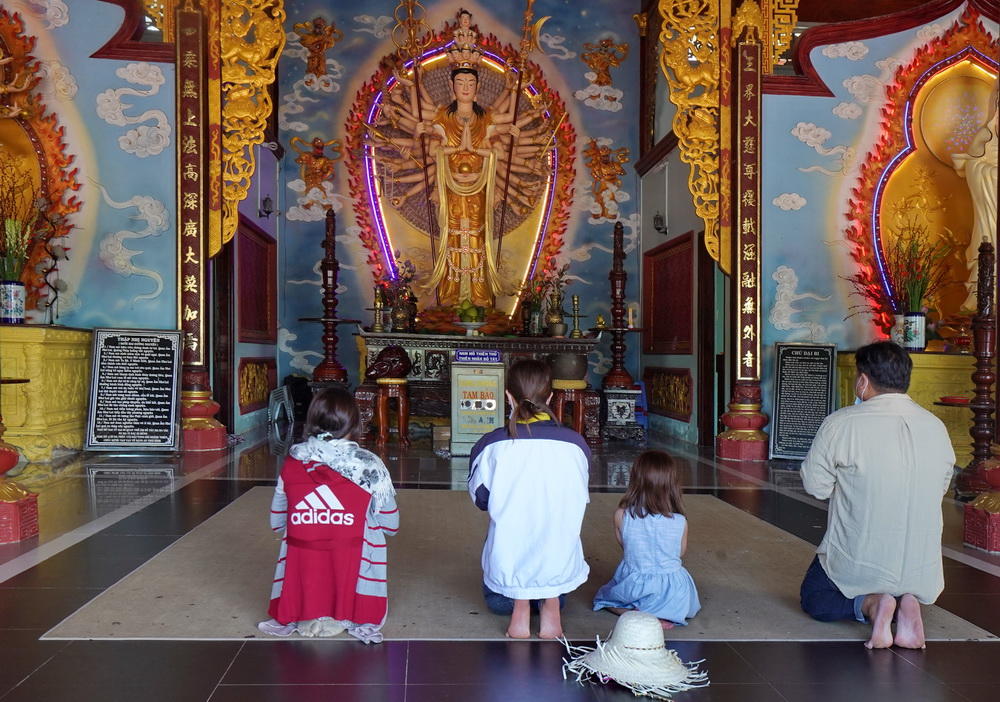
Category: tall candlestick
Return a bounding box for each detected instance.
[627,306,633,329]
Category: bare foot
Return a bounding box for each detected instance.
[861,593,896,649]
[539,597,563,639]
[507,599,530,639]
[894,594,926,649]
[660,620,676,631]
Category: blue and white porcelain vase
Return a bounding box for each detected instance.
[0,280,25,324]
[902,311,926,351]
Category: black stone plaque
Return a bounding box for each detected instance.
[770,342,837,460]
[85,329,183,451]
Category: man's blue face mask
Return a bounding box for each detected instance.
[854,375,869,404]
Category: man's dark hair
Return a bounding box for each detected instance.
[855,341,912,393]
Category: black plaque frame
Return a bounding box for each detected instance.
[770,342,837,460]
[84,328,183,452]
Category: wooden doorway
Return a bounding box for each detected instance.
[211,238,235,432]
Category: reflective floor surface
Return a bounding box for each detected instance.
[1,430,998,701]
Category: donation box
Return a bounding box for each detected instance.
[450,349,505,456]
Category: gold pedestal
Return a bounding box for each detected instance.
[0,325,92,462]
[837,351,976,465]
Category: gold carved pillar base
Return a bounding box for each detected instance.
[716,381,769,461]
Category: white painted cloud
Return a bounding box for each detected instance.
[278,69,340,132]
[95,185,168,303]
[37,60,77,100]
[875,56,904,77]
[917,22,948,42]
[287,259,348,294]
[791,122,831,149]
[23,0,68,28]
[821,41,869,60]
[285,180,345,221]
[95,63,170,157]
[772,193,807,211]
[843,74,883,105]
[575,76,624,112]
[769,265,830,341]
[832,101,862,120]
[540,32,577,60]
[791,122,855,177]
[278,328,323,374]
[354,15,393,39]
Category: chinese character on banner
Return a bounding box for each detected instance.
[742,324,755,340]
[743,52,756,72]
[741,190,755,207]
[182,79,197,98]
[743,350,754,368]
[184,220,199,238]
[183,275,198,293]
[742,296,755,314]
[743,163,756,178]
[185,333,199,351]
[184,246,199,264]
[741,272,755,288]
[743,83,755,100]
[742,218,755,234]
[182,135,198,154]
[743,110,757,127]
[743,136,755,154]
[743,242,756,260]
[183,51,198,68]
[183,193,199,210]
[183,305,199,322]
[183,163,199,182]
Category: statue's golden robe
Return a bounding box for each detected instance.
[425,106,503,308]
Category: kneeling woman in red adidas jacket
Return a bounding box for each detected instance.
[258,387,398,643]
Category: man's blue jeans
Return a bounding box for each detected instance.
[481,584,566,615]
[800,555,866,623]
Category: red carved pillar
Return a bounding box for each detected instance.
[960,241,995,495]
[603,220,634,389]
[176,2,225,451]
[312,209,348,383]
[716,30,768,461]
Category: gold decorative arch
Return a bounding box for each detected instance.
[0,9,80,310]
[846,6,998,332]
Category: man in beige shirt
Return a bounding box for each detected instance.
[800,341,955,649]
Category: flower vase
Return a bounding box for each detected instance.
[890,314,905,346]
[0,280,25,324]
[902,311,926,351]
[528,306,544,337]
[546,291,565,336]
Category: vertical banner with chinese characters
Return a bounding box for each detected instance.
[176,4,206,370]
[735,40,761,383]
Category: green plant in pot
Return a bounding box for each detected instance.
[884,220,953,351]
[0,165,42,324]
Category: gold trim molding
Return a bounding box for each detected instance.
[219,1,285,254]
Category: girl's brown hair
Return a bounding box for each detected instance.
[304,386,360,440]
[506,358,556,437]
[619,450,684,518]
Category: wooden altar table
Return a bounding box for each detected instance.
[354,328,603,421]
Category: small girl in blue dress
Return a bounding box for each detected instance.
[593,450,700,629]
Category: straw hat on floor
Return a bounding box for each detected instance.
[562,611,709,700]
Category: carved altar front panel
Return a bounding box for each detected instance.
[643,366,692,422]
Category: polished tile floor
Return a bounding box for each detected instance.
[1,431,999,702]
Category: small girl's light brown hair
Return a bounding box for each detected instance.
[506,358,556,438]
[619,450,684,518]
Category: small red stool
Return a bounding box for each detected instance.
[375,378,410,447]
[551,386,602,446]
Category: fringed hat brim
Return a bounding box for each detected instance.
[562,638,710,700]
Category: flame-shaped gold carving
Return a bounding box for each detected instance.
[219,1,285,251]
[657,0,722,269]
